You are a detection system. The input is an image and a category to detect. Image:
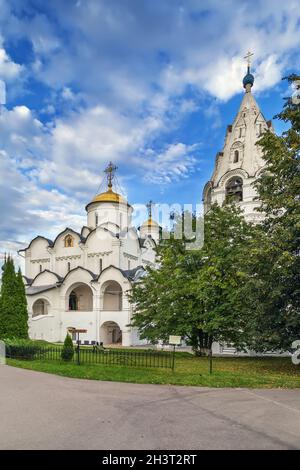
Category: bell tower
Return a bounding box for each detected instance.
[203,52,274,222]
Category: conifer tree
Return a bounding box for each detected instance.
[16,268,29,338]
[0,257,28,339]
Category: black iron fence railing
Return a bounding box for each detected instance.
[6,344,173,369]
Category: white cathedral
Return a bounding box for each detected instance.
[20,61,272,348]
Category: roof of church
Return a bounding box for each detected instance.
[26,284,59,295]
[120,265,145,281]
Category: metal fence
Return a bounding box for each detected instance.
[6,345,174,369]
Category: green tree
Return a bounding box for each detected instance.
[16,268,29,338]
[61,333,74,361]
[0,257,28,339]
[130,204,252,355]
[241,74,300,352]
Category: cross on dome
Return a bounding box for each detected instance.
[146,200,153,219]
[244,51,254,68]
[104,161,118,190]
[242,51,255,91]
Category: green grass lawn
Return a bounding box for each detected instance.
[7,354,300,388]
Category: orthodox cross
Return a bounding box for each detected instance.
[244,51,254,69]
[104,162,117,189]
[146,200,153,219]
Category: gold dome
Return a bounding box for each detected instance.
[92,188,128,204]
[140,218,159,228]
[85,188,130,211]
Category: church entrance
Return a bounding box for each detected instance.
[67,283,93,311]
[100,321,122,345]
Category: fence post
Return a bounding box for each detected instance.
[77,332,80,365]
[172,345,176,371]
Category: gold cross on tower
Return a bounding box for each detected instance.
[104,162,117,190]
[244,51,254,68]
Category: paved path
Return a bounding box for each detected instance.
[0,365,300,450]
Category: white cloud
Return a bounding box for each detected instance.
[138,143,198,185]
[0,47,23,81]
[1,0,300,259]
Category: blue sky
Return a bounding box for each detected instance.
[0,0,299,266]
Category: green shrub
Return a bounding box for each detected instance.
[61,334,74,361]
[4,338,43,360]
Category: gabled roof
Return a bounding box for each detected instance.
[30,269,63,286]
[52,228,85,246]
[61,266,98,283]
[23,276,33,285]
[96,264,145,282]
[26,284,58,295]
[18,235,54,253]
[82,226,118,244]
[120,265,145,281]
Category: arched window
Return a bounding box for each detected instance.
[225,176,243,203]
[64,235,74,247]
[67,284,93,311]
[32,299,49,317]
[67,262,71,272]
[233,150,239,163]
[99,258,103,273]
[239,127,242,138]
[39,264,42,273]
[69,291,78,311]
[103,281,122,311]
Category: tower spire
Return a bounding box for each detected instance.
[104,161,117,191]
[243,51,254,92]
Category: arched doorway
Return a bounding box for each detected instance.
[100,321,122,345]
[67,283,93,311]
[102,281,122,310]
[32,299,50,317]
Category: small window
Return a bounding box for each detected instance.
[64,235,74,247]
[233,150,239,163]
[239,127,242,138]
[99,258,103,273]
[67,262,71,272]
[128,260,131,270]
[225,176,243,203]
[39,264,42,273]
[95,213,98,226]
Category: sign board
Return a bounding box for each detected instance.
[169,335,181,346]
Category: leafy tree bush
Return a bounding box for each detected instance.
[0,257,28,339]
[61,334,74,361]
[129,205,253,355]
[240,74,300,352]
